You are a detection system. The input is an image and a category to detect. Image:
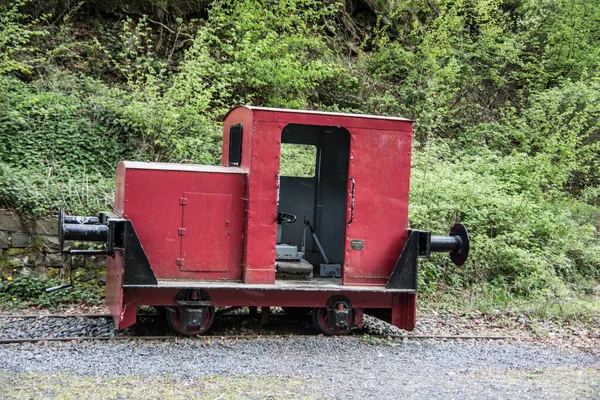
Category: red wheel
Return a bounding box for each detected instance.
[166,306,215,336]
[312,307,353,335]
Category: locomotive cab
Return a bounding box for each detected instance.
[55,106,470,336]
[276,124,350,281]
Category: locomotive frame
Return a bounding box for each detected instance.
[55,106,469,335]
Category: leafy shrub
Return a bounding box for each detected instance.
[0,74,131,171]
[411,142,600,304]
[0,274,102,310]
[0,162,115,216]
[0,74,129,214]
[0,0,598,316]
[0,0,48,77]
[0,68,222,215]
[94,15,223,164]
[172,0,344,117]
[468,80,600,198]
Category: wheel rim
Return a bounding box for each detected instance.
[312,307,353,335]
[167,306,215,336]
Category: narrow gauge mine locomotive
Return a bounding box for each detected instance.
[51,107,469,335]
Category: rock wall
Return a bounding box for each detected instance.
[0,210,105,283]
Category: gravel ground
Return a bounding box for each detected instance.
[0,337,599,399]
[0,315,116,339]
[0,310,599,399]
[2,307,598,352]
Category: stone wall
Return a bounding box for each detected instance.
[0,210,105,283]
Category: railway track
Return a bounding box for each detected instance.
[1,313,143,319]
[0,334,516,345]
[0,312,518,344]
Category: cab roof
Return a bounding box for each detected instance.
[225,106,413,122]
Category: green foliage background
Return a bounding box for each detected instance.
[0,0,598,316]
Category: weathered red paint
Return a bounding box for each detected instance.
[113,163,247,280]
[123,288,399,308]
[107,107,417,331]
[105,251,123,326]
[392,292,416,329]
[118,288,416,331]
[221,107,412,286]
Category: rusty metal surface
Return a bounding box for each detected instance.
[106,250,124,329]
[123,287,405,308]
[118,287,417,330]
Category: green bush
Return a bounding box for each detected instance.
[411,142,600,308]
[468,80,600,198]
[0,274,102,310]
[0,74,130,214]
[0,163,114,216]
[0,75,131,172]
[172,0,345,116]
[0,68,223,214]
[0,0,48,77]
[0,0,598,315]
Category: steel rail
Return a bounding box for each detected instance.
[0,334,517,345]
[0,312,460,319]
[0,313,518,344]
[0,313,169,319]
[0,307,244,319]
[0,313,113,319]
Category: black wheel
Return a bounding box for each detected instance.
[166,306,215,336]
[282,307,311,319]
[153,306,167,318]
[312,307,353,335]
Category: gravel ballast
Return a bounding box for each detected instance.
[0,315,116,339]
[1,312,599,398]
[1,336,599,398]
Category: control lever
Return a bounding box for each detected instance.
[303,218,330,264]
[44,252,78,294]
[45,284,72,293]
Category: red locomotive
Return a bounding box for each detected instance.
[52,107,469,335]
